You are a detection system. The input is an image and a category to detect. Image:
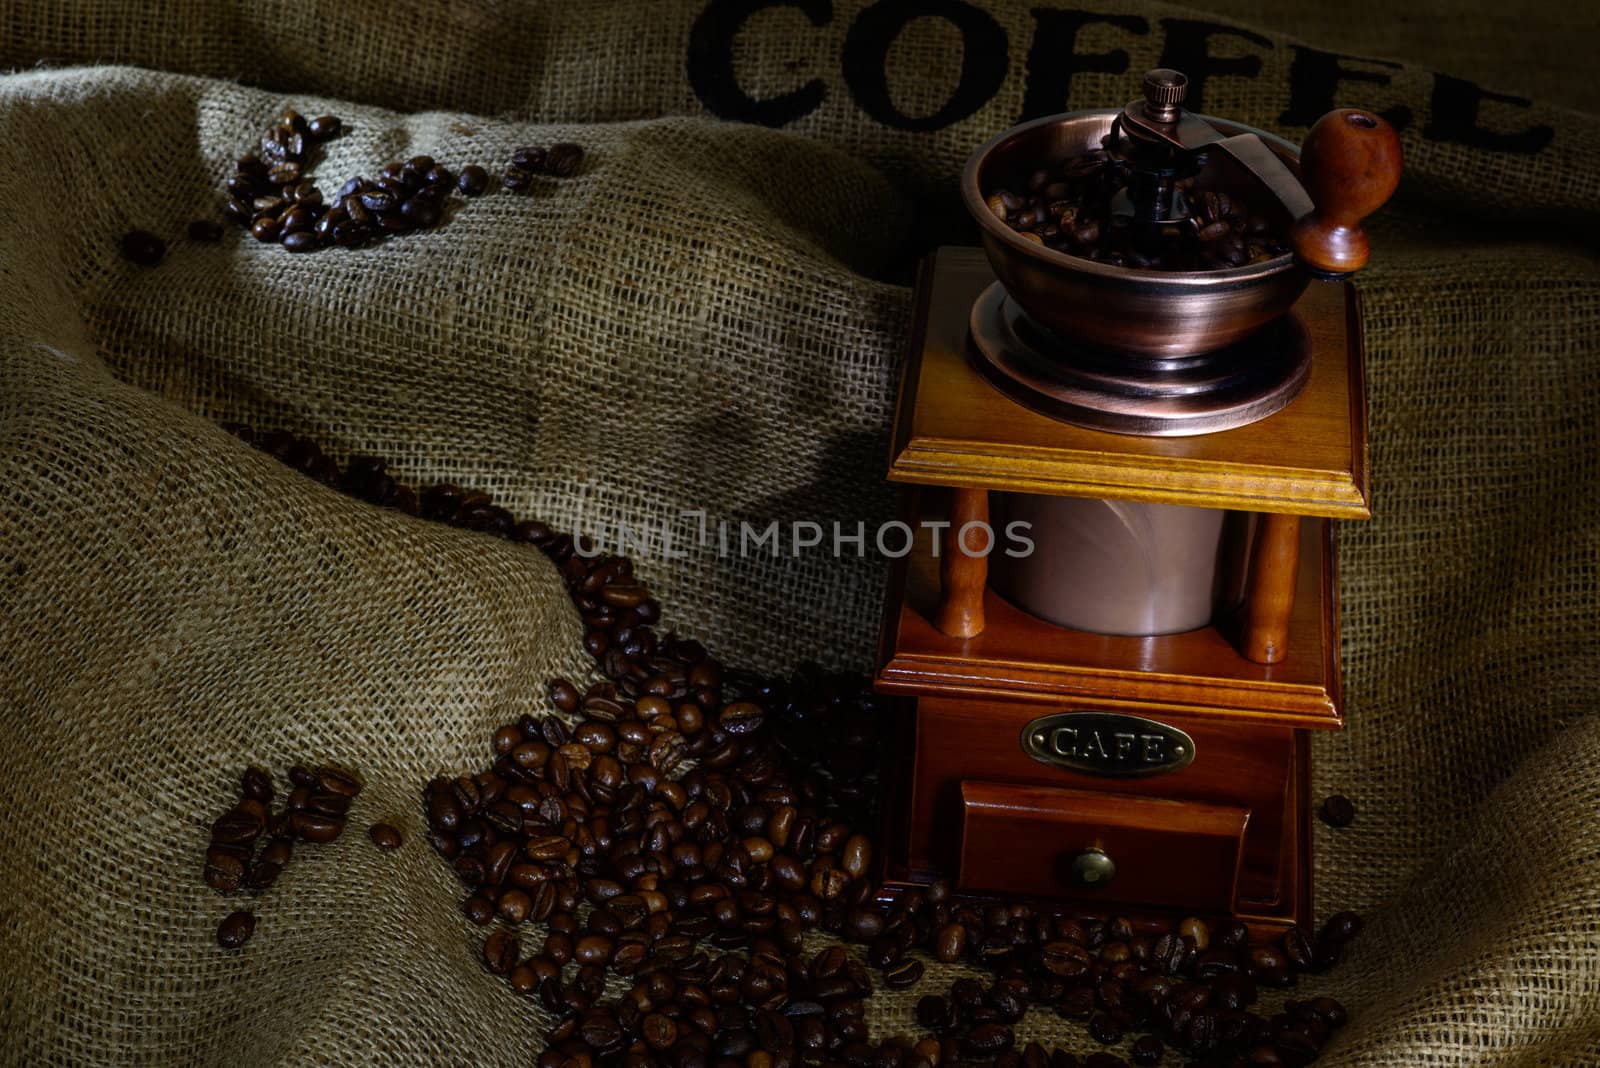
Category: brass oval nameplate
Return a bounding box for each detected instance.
[1021,712,1195,778]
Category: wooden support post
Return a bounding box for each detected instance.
[1243,513,1301,664]
[936,487,990,639]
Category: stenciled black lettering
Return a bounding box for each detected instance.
[1156,18,1272,114]
[842,0,1009,131]
[1424,73,1553,154]
[687,0,832,127]
[1019,9,1149,121]
[1280,45,1411,130]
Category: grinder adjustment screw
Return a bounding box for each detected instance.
[1142,68,1188,123]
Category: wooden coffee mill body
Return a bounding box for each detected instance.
[871,76,1396,936]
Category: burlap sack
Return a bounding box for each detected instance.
[1,1,1597,1065]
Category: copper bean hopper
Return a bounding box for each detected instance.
[871,69,1400,933]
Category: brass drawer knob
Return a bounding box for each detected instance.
[1068,848,1116,888]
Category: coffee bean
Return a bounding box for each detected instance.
[400,198,440,228]
[884,959,924,989]
[510,146,547,172]
[491,724,523,754]
[307,115,342,140]
[548,678,580,713]
[247,215,283,245]
[507,963,539,996]
[260,838,293,866]
[933,921,967,963]
[582,694,625,722]
[1089,1014,1122,1044]
[306,791,351,817]
[246,860,282,892]
[1282,926,1314,971]
[1215,919,1251,948]
[1177,916,1210,951]
[576,934,614,965]
[838,835,871,880]
[289,811,343,843]
[216,910,255,949]
[1043,939,1092,978]
[964,1024,1014,1056]
[1320,911,1364,945]
[368,822,403,850]
[719,701,764,734]
[484,799,523,834]
[357,189,397,213]
[211,806,263,845]
[498,889,533,923]
[426,789,461,832]
[120,230,165,266]
[279,206,315,233]
[525,835,569,861]
[282,231,319,253]
[643,1012,678,1050]
[462,894,494,925]
[188,219,224,242]
[1319,795,1356,828]
[547,143,584,177]
[203,849,246,892]
[482,929,519,974]
[1309,996,1348,1027]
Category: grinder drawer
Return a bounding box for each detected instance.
[957,780,1249,910]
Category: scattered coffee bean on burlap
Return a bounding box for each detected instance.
[186,219,224,242]
[216,910,255,950]
[457,164,490,196]
[119,229,165,265]
[306,115,341,140]
[547,143,584,177]
[368,823,403,850]
[1320,794,1356,828]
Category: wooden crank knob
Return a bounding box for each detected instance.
[1290,109,1402,277]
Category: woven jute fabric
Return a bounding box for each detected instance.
[1,1,1597,1064]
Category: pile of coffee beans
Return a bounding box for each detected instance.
[984,151,1289,270]
[118,109,587,264]
[202,762,368,949]
[218,108,586,253]
[224,423,1366,1066]
[222,108,348,253]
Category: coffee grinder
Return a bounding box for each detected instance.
[872,70,1401,935]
